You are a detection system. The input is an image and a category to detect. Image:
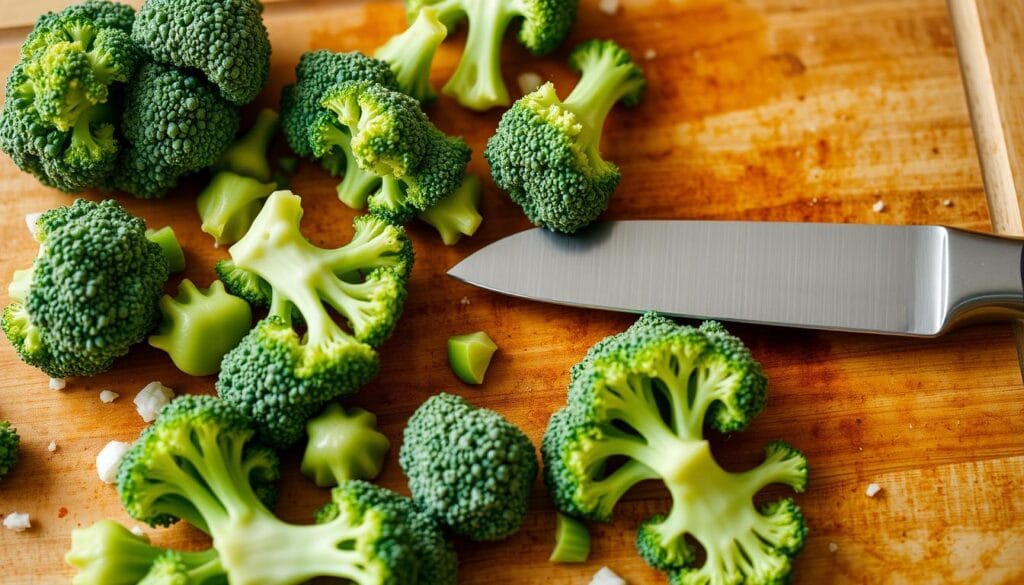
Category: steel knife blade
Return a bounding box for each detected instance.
[447,221,1024,336]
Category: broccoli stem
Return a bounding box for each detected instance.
[336,131,381,210]
[145,226,185,274]
[549,513,590,563]
[197,171,277,245]
[440,0,518,110]
[368,175,414,222]
[216,108,280,182]
[580,459,658,520]
[69,103,114,156]
[418,173,482,245]
[374,8,448,102]
[563,52,646,153]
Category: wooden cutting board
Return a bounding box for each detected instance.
[1,0,1022,583]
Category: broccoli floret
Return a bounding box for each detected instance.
[315,481,458,585]
[132,0,270,105]
[2,199,169,378]
[35,1,136,35]
[197,173,277,245]
[214,108,279,182]
[399,392,538,541]
[406,0,577,110]
[66,520,224,585]
[148,279,252,377]
[485,39,645,234]
[309,80,470,222]
[115,395,421,584]
[0,421,20,481]
[216,191,413,447]
[419,173,483,245]
[112,61,240,198]
[541,313,809,585]
[373,7,448,103]
[301,403,391,487]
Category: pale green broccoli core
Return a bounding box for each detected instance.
[301,403,391,488]
[447,330,497,384]
[549,513,590,563]
[335,127,381,210]
[435,0,522,110]
[215,108,280,182]
[418,173,483,246]
[374,8,447,103]
[145,226,185,274]
[196,171,277,245]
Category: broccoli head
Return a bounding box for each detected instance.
[373,7,448,103]
[541,313,809,585]
[132,0,270,105]
[485,39,645,233]
[216,191,413,447]
[115,395,423,584]
[406,0,577,110]
[0,421,20,481]
[2,199,169,378]
[400,392,538,541]
[34,1,136,35]
[301,403,391,487]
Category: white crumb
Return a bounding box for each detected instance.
[828,542,838,553]
[865,483,883,497]
[134,382,174,423]
[25,212,43,239]
[49,377,66,391]
[459,296,471,306]
[130,525,149,541]
[598,0,619,15]
[96,441,131,484]
[3,512,31,532]
[99,390,120,404]
[644,48,657,60]
[590,567,628,585]
[872,200,886,213]
[47,441,57,452]
[517,72,543,95]
[942,199,953,207]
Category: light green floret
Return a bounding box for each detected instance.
[0,421,20,481]
[114,395,420,585]
[418,173,483,245]
[399,393,538,541]
[541,313,809,585]
[148,280,252,377]
[301,403,391,487]
[197,173,277,245]
[374,8,448,103]
[145,226,185,274]
[447,329,497,384]
[66,520,224,585]
[214,108,280,182]
[406,0,578,111]
[549,512,590,563]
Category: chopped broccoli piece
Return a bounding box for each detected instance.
[148,280,252,377]
[373,7,448,103]
[485,39,645,233]
[197,172,277,245]
[144,226,185,274]
[447,329,497,384]
[115,395,424,584]
[550,512,590,563]
[35,1,136,35]
[2,199,169,378]
[132,0,270,105]
[406,0,577,110]
[541,313,809,584]
[419,173,483,245]
[214,108,279,182]
[216,191,413,447]
[0,421,20,481]
[301,403,391,487]
[400,393,538,541]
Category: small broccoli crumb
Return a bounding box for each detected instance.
[24,212,43,238]
[129,525,147,540]
[96,441,130,484]
[99,390,119,404]
[828,542,839,553]
[459,296,471,306]
[49,378,66,391]
[942,199,953,207]
[134,382,174,423]
[590,567,627,585]
[644,49,657,60]
[3,512,31,532]
[865,483,883,497]
[517,72,544,95]
[598,0,620,15]
[872,200,886,213]
[48,441,57,452]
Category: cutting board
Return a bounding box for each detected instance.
[1,0,1023,583]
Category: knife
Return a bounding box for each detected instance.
[447,221,1024,336]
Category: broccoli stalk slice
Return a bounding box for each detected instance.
[374,8,448,103]
[436,0,521,110]
[549,513,590,563]
[214,108,280,182]
[447,329,497,384]
[418,173,483,245]
[196,171,277,245]
[301,403,391,488]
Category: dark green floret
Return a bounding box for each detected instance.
[0,421,20,481]
[400,392,538,541]
[405,0,578,110]
[2,199,169,378]
[216,191,413,447]
[132,0,270,105]
[541,313,809,585]
[34,1,136,35]
[113,395,422,584]
[485,39,646,233]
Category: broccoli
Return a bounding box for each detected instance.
[115,395,426,584]
[214,108,280,182]
[216,190,413,447]
[301,403,391,487]
[132,0,270,105]
[35,0,136,34]
[418,173,483,245]
[148,280,253,377]
[399,392,538,541]
[447,329,497,384]
[316,480,458,585]
[485,39,645,234]
[66,520,224,585]
[373,7,448,103]
[541,313,809,584]
[406,0,577,111]
[2,199,169,378]
[550,512,590,563]
[0,421,20,481]
[112,61,240,198]
[308,80,470,222]
[144,226,185,274]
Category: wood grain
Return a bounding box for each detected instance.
[0,0,1022,583]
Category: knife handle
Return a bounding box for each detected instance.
[942,228,1024,332]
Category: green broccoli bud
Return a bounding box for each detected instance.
[144,226,185,274]
[0,421,20,481]
[300,403,391,487]
[447,329,498,384]
[148,280,253,377]
[196,171,277,246]
[374,7,448,103]
[549,512,590,563]
[214,108,280,182]
[419,173,483,245]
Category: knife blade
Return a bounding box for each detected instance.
[447,221,1024,336]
